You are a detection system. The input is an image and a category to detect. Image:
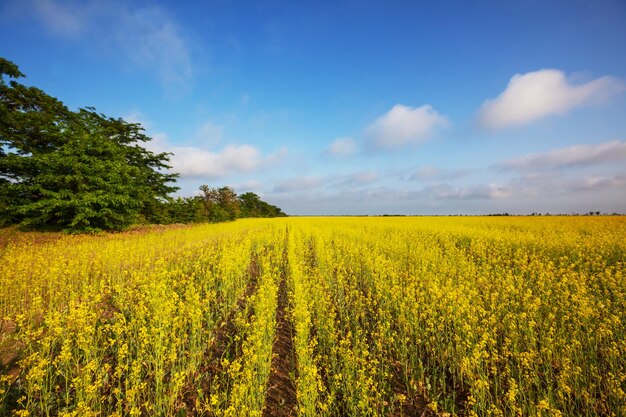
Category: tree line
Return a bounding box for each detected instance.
[145,186,285,226]
[0,57,284,232]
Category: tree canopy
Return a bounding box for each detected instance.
[0,57,178,232]
[1,57,286,232]
[144,187,286,225]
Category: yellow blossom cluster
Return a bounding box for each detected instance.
[1,221,276,416]
[1,216,624,416]
[283,216,625,416]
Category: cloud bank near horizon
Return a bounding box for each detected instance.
[496,140,626,171]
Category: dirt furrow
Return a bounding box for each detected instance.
[263,234,297,417]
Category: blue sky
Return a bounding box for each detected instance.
[2,0,626,215]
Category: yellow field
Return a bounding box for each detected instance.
[1,217,624,416]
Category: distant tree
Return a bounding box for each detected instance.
[218,186,241,220]
[0,57,178,232]
[196,187,286,222]
[264,202,286,217]
[238,191,286,218]
[199,185,240,222]
[239,191,262,217]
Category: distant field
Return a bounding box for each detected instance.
[1,217,624,416]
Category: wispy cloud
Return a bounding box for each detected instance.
[31,0,87,36]
[336,171,378,186]
[270,170,626,215]
[479,69,624,129]
[17,0,194,94]
[365,104,449,150]
[457,172,626,201]
[114,6,193,95]
[327,136,357,156]
[573,174,626,192]
[496,140,626,171]
[272,170,379,194]
[193,121,224,147]
[434,184,510,200]
[273,176,324,193]
[233,180,263,193]
[405,165,474,182]
[501,171,626,200]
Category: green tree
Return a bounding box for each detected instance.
[217,186,240,220]
[238,191,285,218]
[198,185,240,222]
[0,57,178,232]
[239,191,262,217]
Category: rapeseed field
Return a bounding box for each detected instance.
[1,217,624,416]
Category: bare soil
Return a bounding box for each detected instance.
[262,272,297,417]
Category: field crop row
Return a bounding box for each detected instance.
[1,217,625,416]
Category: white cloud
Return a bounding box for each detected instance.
[193,121,223,147]
[424,171,626,206]
[122,112,286,179]
[327,137,357,156]
[365,104,449,149]
[171,145,262,178]
[479,69,624,129]
[20,0,194,94]
[475,171,626,200]
[574,174,626,191]
[503,171,626,203]
[497,140,626,171]
[170,145,287,179]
